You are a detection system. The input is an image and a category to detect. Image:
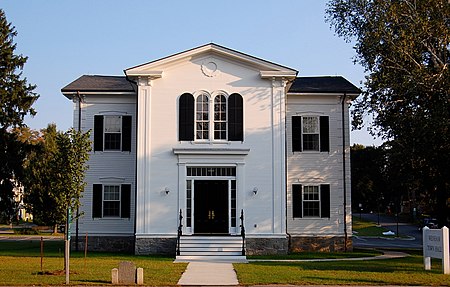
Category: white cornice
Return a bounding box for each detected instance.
[173,148,250,156]
[260,70,298,79]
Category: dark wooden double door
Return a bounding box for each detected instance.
[194,180,228,234]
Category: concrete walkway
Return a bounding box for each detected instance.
[176,250,408,286]
[177,262,239,286]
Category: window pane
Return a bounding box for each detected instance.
[104,116,121,133]
[303,117,319,133]
[303,134,319,151]
[103,201,120,217]
[105,133,121,150]
[303,202,320,217]
[104,186,119,200]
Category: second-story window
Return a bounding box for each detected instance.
[104,116,122,150]
[196,94,209,140]
[179,92,243,142]
[214,95,227,140]
[94,115,132,152]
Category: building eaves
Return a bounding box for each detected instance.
[288,76,361,94]
[61,75,136,94]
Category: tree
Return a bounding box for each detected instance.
[327,0,450,226]
[23,125,91,232]
[350,144,387,213]
[0,9,39,223]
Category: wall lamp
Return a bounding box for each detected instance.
[164,187,170,195]
[252,187,258,195]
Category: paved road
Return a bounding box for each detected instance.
[353,213,422,249]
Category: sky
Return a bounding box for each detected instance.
[2,0,383,146]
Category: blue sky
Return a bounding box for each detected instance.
[2,0,382,146]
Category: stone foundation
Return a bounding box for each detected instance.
[246,237,289,255]
[135,238,177,255]
[289,236,353,252]
[71,236,134,253]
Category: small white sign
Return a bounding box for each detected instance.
[423,226,449,274]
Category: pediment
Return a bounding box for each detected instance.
[124,43,297,79]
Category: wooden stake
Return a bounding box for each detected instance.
[40,237,43,272]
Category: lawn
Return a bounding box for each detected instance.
[2,239,449,286]
[352,215,393,237]
[235,251,450,286]
[0,240,187,286]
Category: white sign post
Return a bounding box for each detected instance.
[423,226,449,274]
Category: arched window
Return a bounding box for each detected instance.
[228,93,243,141]
[214,95,227,140]
[179,93,194,141]
[196,94,209,140]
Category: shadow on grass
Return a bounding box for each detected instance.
[249,256,423,273]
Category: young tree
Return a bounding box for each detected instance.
[0,9,39,223]
[327,0,450,226]
[23,125,91,232]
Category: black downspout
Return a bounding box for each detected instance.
[341,93,348,252]
[75,91,82,252]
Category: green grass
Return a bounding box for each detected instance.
[352,216,393,236]
[248,249,381,260]
[2,240,449,286]
[0,240,186,286]
[235,252,450,285]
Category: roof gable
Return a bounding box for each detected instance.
[124,43,298,79]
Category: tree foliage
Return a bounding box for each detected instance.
[0,9,39,223]
[23,125,91,228]
[327,0,450,225]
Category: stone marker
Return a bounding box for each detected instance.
[111,268,118,284]
[136,267,144,285]
[118,261,136,284]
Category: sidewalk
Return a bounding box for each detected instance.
[177,262,239,286]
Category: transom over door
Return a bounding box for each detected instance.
[194,180,228,234]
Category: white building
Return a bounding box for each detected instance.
[62,44,359,258]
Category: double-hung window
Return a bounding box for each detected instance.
[103,185,120,217]
[179,92,243,142]
[292,115,329,152]
[104,116,121,150]
[292,184,330,218]
[92,184,131,218]
[94,115,132,152]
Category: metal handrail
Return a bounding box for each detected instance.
[176,209,183,256]
[240,209,245,256]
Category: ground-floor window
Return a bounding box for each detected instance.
[292,184,330,218]
[92,183,131,218]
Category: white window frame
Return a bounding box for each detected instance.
[103,185,121,217]
[104,115,122,151]
[302,185,321,218]
[194,91,229,142]
[302,116,320,151]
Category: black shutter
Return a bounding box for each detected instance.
[122,116,132,152]
[228,93,243,141]
[121,184,131,218]
[94,115,103,151]
[292,116,302,152]
[292,184,303,218]
[179,93,194,141]
[320,184,330,218]
[320,116,329,152]
[92,184,103,218]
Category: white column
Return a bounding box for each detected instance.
[136,77,152,235]
[271,78,287,234]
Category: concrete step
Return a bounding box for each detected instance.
[176,236,246,261]
[175,255,248,263]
